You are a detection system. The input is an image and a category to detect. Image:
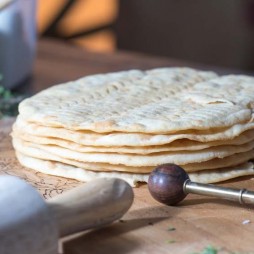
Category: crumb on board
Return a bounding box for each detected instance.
[167,227,176,231]
[242,219,251,225]
[166,239,176,244]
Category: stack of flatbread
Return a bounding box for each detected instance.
[11,68,254,186]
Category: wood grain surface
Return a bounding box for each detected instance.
[0,118,80,199]
[2,118,254,254]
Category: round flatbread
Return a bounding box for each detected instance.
[16,152,254,187]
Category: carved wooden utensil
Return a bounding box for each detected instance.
[0,176,134,254]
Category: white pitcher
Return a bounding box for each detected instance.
[0,0,37,89]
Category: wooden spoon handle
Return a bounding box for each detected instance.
[47,178,134,237]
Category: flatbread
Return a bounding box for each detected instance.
[16,152,254,187]
[12,69,254,185]
[13,117,254,147]
[21,67,254,134]
[12,139,254,172]
[12,137,254,167]
[11,129,254,154]
[18,71,254,133]
[187,75,254,107]
[188,162,254,183]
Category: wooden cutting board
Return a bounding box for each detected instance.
[1,118,254,254]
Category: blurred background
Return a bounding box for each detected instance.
[37,0,254,71]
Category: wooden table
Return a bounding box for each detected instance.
[31,39,253,93]
[1,39,254,254]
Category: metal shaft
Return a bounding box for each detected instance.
[183,179,254,205]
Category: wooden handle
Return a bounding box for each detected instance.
[47,178,134,237]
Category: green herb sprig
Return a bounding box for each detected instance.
[0,75,25,119]
[191,245,218,254]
